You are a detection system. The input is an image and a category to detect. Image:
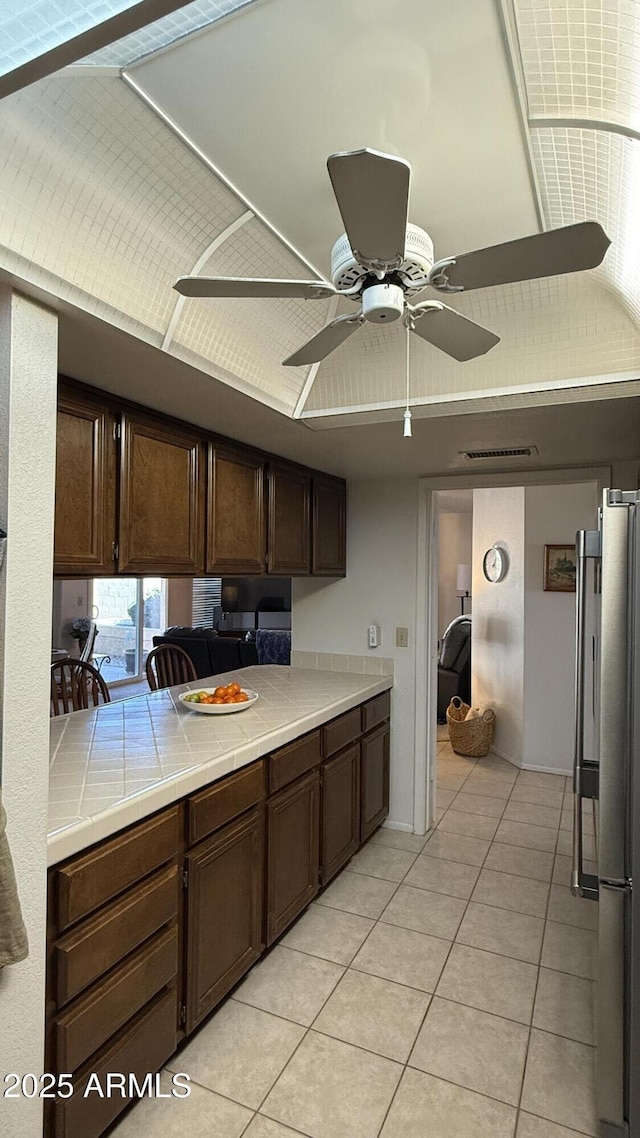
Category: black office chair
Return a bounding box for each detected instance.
[437,616,472,722]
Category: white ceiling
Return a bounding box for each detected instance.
[0,0,638,439]
[132,0,539,276]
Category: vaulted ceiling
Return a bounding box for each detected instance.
[1,0,640,432]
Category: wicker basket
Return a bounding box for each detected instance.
[446,697,496,758]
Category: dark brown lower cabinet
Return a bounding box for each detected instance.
[361,723,390,841]
[321,744,360,884]
[266,770,320,944]
[185,808,264,1032]
[46,691,391,1138]
[52,986,177,1138]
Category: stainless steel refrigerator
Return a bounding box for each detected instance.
[574,489,640,1138]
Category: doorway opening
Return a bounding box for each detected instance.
[418,472,606,836]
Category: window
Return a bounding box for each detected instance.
[91,577,167,683]
[192,577,222,626]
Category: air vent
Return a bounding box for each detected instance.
[460,446,539,460]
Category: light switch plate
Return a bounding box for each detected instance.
[396,627,409,648]
[368,624,381,648]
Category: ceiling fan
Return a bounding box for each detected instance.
[174,148,611,367]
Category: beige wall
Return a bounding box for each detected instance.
[167,578,193,627]
[438,511,473,636]
[292,478,420,830]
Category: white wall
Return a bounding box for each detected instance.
[471,480,598,773]
[472,487,526,764]
[438,511,472,636]
[0,292,57,1138]
[292,478,419,830]
[523,482,598,771]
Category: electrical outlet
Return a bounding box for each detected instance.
[77,595,84,607]
[396,627,409,648]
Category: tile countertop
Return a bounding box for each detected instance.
[48,665,393,867]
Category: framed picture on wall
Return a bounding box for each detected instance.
[544,544,577,592]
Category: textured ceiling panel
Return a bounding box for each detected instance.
[0,75,244,333]
[516,0,640,130]
[530,125,640,328]
[307,274,640,411]
[1,0,138,75]
[172,215,333,411]
[81,0,255,67]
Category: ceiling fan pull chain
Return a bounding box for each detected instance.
[403,321,412,438]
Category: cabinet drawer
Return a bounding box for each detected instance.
[51,986,177,1138]
[362,691,391,734]
[54,926,178,1072]
[54,806,180,931]
[269,731,321,792]
[53,865,179,1007]
[322,707,362,759]
[188,761,265,846]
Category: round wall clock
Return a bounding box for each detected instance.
[483,544,508,583]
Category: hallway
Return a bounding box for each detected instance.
[111,742,598,1138]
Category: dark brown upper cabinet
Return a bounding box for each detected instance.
[267,462,311,575]
[54,387,117,576]
[206,442,266,575]
[312,476,346,576]
[118,413,205,575]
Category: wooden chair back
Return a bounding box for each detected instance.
[78,621,99,664]
[51,659,111,716]
[145,643,198,692]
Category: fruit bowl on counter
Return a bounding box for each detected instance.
[179,682,259,715]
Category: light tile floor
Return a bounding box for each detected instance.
[111,739,598,1138]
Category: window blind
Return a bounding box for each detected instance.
[191,578,222,626]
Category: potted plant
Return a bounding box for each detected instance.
[69,616,94,654]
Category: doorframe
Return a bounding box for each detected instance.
[413,464,612,836]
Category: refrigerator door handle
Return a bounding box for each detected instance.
[572,528,600,900]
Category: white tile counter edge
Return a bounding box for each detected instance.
[48,666,392,866]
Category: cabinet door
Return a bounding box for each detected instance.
[267,462,311,575]
[266,770,319,944]
[322,744,360,884]
[119,414,204,574]
[185,809,264,1033]
[312,476,346,576]
[207,442,266,574]
[361,723,390,841]
[54,390,116,575]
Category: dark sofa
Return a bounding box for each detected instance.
[152,627,258,679]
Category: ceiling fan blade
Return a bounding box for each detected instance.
[327,148,410,269]
[173,276,336,299]
[411,302,499,361]
[435,221,610,292]
[283,313,364,366]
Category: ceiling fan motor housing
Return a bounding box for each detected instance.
[361,281,405,323]
[330,223,435,295]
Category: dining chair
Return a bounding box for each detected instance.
[51,659,111,716]
[78,621,98,664]
[145,643,198,692]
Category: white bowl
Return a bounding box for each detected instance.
[178,688,259,715]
